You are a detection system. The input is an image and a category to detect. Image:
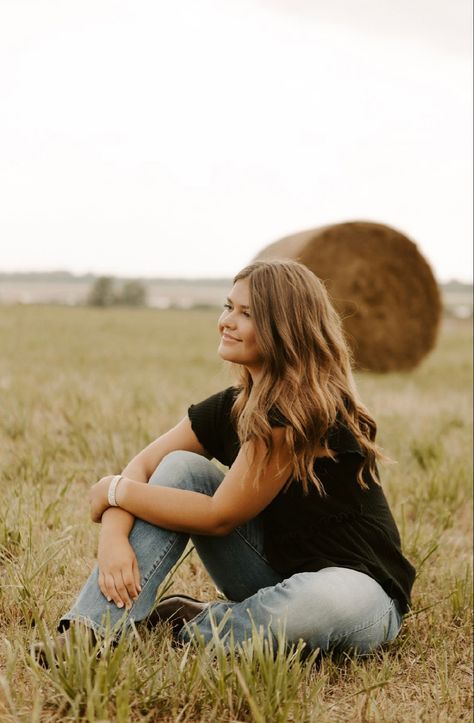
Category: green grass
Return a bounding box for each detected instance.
[0,306,472,721]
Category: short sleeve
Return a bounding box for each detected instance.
[187,387,238,463]
[327,423,365,457]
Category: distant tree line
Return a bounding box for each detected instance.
[0,271,233,286]
[87,277,148,307]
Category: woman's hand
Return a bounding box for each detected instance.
[89,476,113,523]
[97,532,142,609]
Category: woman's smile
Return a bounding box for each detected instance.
[217,278,264,378]
[221,331,241,343]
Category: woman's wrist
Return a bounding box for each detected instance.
[100,484,135,534]
[106,474,132,509]
[114,476,129,508]
[107,475,123,506]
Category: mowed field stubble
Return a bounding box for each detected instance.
[0,305,472,722]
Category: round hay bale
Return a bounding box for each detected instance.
[254,221,441,372]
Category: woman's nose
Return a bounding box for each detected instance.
[223,311,237,327]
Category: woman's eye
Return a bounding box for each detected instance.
[223,303,250,317]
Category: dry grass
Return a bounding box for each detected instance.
[0,306,472,721]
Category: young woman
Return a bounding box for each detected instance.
[56,259,415,656]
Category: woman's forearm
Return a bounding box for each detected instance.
[116,478,225,536]
[96,419,209,537]
[100,457,150,537]
[100,506,135,537]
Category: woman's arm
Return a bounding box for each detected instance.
[91,427,292,536]
[100,415,211,536]
[95,415,211,609]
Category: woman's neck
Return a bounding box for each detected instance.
[247,365,264,387]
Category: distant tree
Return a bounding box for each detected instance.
[87,276,116,307]
[118,280,147,307]
[86,277,148,307]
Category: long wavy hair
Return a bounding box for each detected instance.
[230,259,388,493]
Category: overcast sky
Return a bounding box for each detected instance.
[0,0,472,281]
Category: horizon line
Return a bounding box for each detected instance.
[0,270,472,286]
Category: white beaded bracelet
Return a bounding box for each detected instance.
[108,475,123,507]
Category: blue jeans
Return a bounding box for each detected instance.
[60,451,403,654]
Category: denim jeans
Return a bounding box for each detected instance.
[60,451,403,654]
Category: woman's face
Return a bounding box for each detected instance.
[217,278,264,377]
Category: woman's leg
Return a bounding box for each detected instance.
[59,451,401,655]
[58,451,231,637]
[151,453,284,601]
[178,567,403,655]
[191,514,283,602]
[59,451,283,638]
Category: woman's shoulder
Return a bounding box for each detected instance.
[218,385,241,408]
[268,404,365,457]
[189,386,240,418]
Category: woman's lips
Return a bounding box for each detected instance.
[221,332,241,342]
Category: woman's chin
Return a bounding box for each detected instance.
[217,348,230,361]
[218,346,237,363]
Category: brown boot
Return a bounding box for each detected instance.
[145,594,209,637]
[32,626,97,668]
[32,631,70,668]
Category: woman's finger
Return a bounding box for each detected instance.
[104,572,125,608]
[121,569,139,603]
[90,497,100,523]
[132,557,142,595]
[114,574,132,610]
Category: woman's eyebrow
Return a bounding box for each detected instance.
[226,296,250,310]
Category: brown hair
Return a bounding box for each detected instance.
[230,259,387,493]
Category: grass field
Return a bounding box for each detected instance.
[0,306,472,722]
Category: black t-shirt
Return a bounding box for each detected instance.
[188,386,416,613]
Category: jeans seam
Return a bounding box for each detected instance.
[233,527,274,568]
[330,598,395,644]
[135,534,185,602]
[139,534,179,586]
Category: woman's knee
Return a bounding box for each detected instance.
[259,569,400,652]
[148,450,224,494]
